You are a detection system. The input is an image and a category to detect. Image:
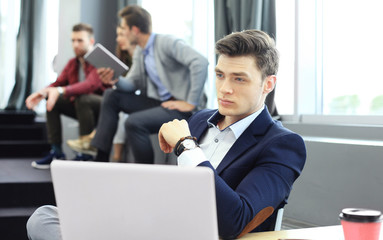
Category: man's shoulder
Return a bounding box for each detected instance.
[155,34,184,49]
[264,120,304,145]
[62,57,78,70]
[66,57,78,65]
[156,34,178,42]
[249,109,302,139]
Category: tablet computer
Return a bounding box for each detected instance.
[84,43,129,78]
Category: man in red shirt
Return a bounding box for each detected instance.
[25,23,107,169]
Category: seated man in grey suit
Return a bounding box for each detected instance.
[69,5,208,163]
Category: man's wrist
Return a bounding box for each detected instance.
[174,136,199,156]
[57,87,65,95]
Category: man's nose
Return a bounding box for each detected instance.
[219,79,233,94]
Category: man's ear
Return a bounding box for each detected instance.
[90,37,95,45]
[131,26,140,35]
[263,75,276,94]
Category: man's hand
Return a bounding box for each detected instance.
[97,68,119,85]
[161,100,195,112]
[25,91,47,110]
[46,87,61,111]
[158,119,191,153]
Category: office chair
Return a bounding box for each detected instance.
[237,207,284,238]
[274,208,284,231]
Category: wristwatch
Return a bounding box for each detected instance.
[57,87,64,95]
[174,136,199,156]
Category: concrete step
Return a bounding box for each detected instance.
[0,159,55,207]
[0,110,35,125]
[0,141,50,158]
[0,159,55,240]
[0,122,47,141]
[0,207,38,240]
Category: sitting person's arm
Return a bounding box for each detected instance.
[193,133,305,238]
[159,116,306,239]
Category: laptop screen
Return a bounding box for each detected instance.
[51,160,218,240]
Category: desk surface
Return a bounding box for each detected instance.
[241,225,344,240]
[241,225,383,240]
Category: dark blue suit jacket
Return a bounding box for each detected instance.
[188,108,306,239]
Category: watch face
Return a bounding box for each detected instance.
[183,139,196,149]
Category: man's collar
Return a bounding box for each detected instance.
[143,33,156,54]
[206,105,265,139]
[207,110,223,127]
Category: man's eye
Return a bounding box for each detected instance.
[216,73,224,78]
[235,77,244,82]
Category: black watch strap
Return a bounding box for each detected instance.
[174,136,198,156]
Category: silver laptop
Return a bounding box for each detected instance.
[51,160,218,240]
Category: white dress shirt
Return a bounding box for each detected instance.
[178,106,265,168]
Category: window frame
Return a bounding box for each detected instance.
[283,0,383,126]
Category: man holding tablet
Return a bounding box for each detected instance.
[70,5,208,163]
[25,23,107,169]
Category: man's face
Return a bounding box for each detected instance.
[71,31,93,58]
[215,55,274,123]
[121,18,138,45]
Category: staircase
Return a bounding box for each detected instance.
[0,110,54,240]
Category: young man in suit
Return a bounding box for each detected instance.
[25,23,107,169]
[69,5,208,163]
[25,30,305,240]
[158,29,306,239]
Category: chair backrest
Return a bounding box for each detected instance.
[274,208,284,231]
[237,207,284,238]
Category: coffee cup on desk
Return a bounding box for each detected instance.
[339,208,383,240]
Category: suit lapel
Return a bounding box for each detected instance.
[216,108,274,174]
[190,114,210,141]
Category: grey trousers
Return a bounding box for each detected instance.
[27,205,62,240]
[91,89,192,164]
[47,94,102,144]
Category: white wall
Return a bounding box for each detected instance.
[56,0,118,73]
[55,0,81,74]
[283,123,383,226]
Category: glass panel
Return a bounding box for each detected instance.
[322,0,383,115]
[141,0,193,45]
[0,0,20,108]
[275,0,295,115]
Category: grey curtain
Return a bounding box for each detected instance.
[6,0,44,110]
[214,0,279,118]
[118,0,141,10]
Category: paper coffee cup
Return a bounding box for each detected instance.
[339,208,383,240]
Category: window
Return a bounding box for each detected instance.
[0,0,20,108]
[276,0,383,120]
[321,0,383,115]
[275,0,295,115]
[0,0,58,111]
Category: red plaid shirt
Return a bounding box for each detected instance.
[48,58,108,100]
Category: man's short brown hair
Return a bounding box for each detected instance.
[119,5,152,34]
[215,30,279,80]
[72,23,94,37]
